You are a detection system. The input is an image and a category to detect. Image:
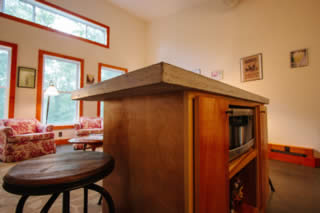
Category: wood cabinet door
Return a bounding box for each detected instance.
[259,106,269,211]
[194,96,229,213]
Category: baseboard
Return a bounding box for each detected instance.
[55,138,70,146]
[268,143,320,168]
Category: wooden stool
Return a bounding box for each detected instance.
[2,152,115,213]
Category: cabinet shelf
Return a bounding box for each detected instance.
[229,148,257,179]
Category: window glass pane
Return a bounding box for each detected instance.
[4,0,34,22]
[100,102,104,117]
[0,48,9,119]
[44,93,77,125]
[0,49,9,87]
[35,7,86,38]
[2,0,107,46]
[0,88,6,119]
[100,67,125,117]
[101,68,125,81]
[87,26,106,44]
[44,57,78,92]
[43,55,80,125]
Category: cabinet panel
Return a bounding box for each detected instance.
[194,96,229,213]
[259,106,269,211]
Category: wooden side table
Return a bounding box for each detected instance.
[2,152,115,213]
[68,134,103,151]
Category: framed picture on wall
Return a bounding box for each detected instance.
[240,53,263,82]
[290,49,308,68]
[17,67,36,88]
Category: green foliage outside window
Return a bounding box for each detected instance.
[0,50,9,119]
[100,68,125,117]
[2,0,107,45]
[43,57,79,125]
[4,0,34,22]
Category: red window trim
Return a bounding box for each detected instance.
[97,63,128,117]
[0,40,18,119]
[0,0,110,48]
[36,50,84,128]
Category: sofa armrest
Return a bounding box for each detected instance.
[0,126,13,137]
[36,123,54,133]
[74,123,81,130]
[0,127,13,145]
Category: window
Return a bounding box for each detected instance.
[37,50,83,127]
[0,41,17,119]
[0,0,109,48]
[98,63,127,117]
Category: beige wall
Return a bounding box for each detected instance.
[0,0,147,139]
[146,0,320,151]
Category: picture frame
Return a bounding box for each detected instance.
[240,53,263,82]
[17,67,36,88]
[211,70,224,80]
[191,68,201,75]
[290,49,308,68]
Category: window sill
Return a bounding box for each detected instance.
[53,125,74,130]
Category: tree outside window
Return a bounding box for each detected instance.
[0,47,11,119]
[100,67,126,117]
[42,55,80,125]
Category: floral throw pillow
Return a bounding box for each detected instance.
[5,119,37,135]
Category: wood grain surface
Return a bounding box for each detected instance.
[4,152,113,187]
[68,135,103,144]
[102,92,186,213]
[194,96,229,213]
[72,62,269,104]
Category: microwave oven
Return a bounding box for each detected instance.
[228,107,255,161]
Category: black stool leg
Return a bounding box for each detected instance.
[98,195,103,205]
[269,177,275,192]
[84,188,88,213]
[41,193,60,213]
[87,184,115,213]
[63,191,70,213]
[16,195,29,213]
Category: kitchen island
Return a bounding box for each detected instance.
[72,62,269,213]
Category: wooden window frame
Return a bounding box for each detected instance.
[0,0,110,48]
[0,40,17,118]
[97,63,128,117]
[36,50,84,130]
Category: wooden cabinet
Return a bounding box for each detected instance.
[72,62,269,213]
[192,93,268,213]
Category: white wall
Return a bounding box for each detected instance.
[0,0,147,139]
[146,0,320,151]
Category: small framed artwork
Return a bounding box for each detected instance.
[17,67,36,88]
[211,70,224,80]
[86,74,95,84]
[240,53,263,82]
[290,49,308,68]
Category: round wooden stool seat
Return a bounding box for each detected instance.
[2,152,115,213]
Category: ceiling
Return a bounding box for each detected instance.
[107,0,210,22]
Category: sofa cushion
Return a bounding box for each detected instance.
[4,119,37,135]
[8,132,54,143]
[80,117,102,129]
[76,129,103,136]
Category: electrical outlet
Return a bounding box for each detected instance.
[58,132,63,137]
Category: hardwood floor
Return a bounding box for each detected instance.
[0,145,103,213]
[267,160,320,213]
[0,146,319,212]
